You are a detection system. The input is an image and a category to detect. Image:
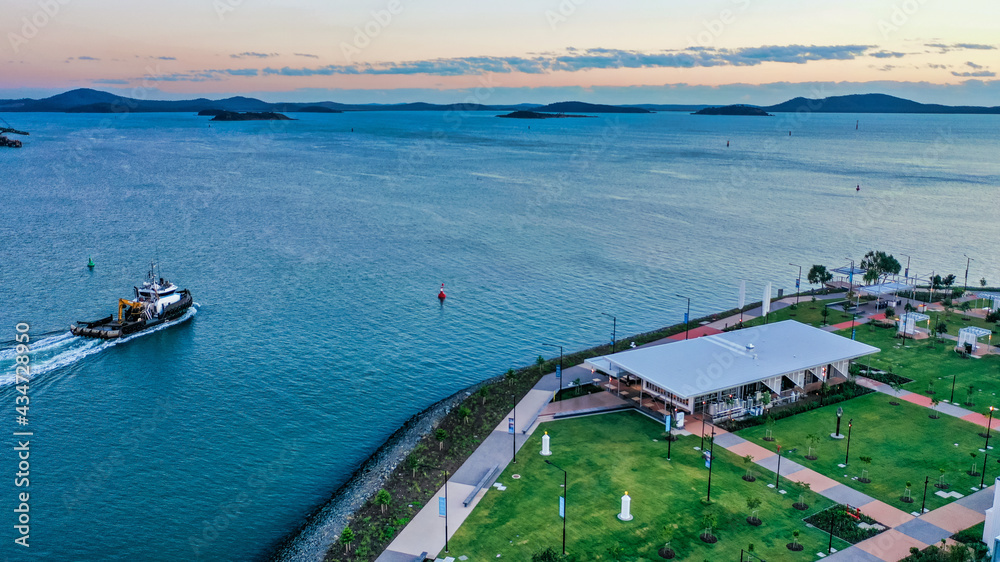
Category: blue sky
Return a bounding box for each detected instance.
[3,0,999,104]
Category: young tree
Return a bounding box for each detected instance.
[929,397,941,418]
[536,355,546,376]
[477,385,491,405]
[745,495,762,525]
[743,454,756,482]
[794,482,811,510]
[858,456,873,483]
[458,405,472,424]
[435,428,448,450]
[884,307,896,321]
[505,368,516,386]
[572,377,582,395]
[935,321,948,340]
[969,452,981,477]
[902,481,913,503]
[888,381,903,405]
[805,433,820,460]
[340,527,355,553]
[701,512,718,540]
[821,307,830,326]
[966,384,976,407]
[937,467,948,489]
[375,489,391,513]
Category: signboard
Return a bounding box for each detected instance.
[683,312,689,324]
[795,278,800,289]
[664,415,672,432]
[559,496,565,518]
[508,417,514,434]
[439,496,446,517]
[705,455,711,469]
[556,365,561,379]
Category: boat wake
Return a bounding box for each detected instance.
[0,305,198,387]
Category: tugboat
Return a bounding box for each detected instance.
[71,263,193,339]
[0,118,28,148]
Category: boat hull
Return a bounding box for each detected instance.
[71,290,193,339]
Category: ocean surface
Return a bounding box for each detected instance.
[1,109,998,561]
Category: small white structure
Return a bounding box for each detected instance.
[898,312,930,336]
[958,326,992,352]
[618,491,633,521]
[675,411,686,429]
[979,292,1000,312]
[982,477,1000,556]
[540,431,552,456]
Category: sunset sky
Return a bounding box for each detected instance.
[4,0,999,104]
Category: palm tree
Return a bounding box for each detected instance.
[375,489,391,513]
[536,355,546,376]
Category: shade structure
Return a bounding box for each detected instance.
[898,312,930,335]
[958,326,992,351]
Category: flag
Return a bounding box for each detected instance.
[738,280,746,309]
[439,496,446,517]
[762,283,772,316]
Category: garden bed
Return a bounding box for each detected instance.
[803,504,887,544]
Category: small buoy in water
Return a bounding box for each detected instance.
[789,131,792,136]
[438,283,446,301]
[726,140,729,147]
[87,256,95,269]
[856,184,860,192]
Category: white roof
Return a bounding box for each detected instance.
[959,326,992,337]
[585,320,879,399]
[899,312,930,322]
[859,282,913,296]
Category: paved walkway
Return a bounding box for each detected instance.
[693,414,994,561]
[857,376,1000,431]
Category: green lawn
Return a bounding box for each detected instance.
[837,323,1000,401]
[740,300,855,329]
[442,411,849,561]
[735,393,996,512]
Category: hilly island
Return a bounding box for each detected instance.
[2,89,999,114]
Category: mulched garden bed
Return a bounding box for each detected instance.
[803,504,887,544]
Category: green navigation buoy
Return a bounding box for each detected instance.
[87,256,95,269]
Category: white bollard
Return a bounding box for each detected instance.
[618,491,633,521]
[540,431,552,456]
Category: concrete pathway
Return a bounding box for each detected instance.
[857,376,1000,431]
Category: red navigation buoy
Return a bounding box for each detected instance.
[438,283,447,301]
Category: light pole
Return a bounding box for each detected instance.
[964,254,975,295]
[706,424,716,502]
[950,372,958,403]
[835,407,843,437]
[790,263,802,304]
[544,460,568,555]
[982,451,990,489]
[900,253,911,296]
[543,343,564,396]
[775,444,782,489]
[601,312,616,353]
[984,406,995,448]
[444,470,449,553]
[844,419,854,465]
[675,294,691,340]
[920,475,930,515]
[511,402,517,464]
[666,405,675,461]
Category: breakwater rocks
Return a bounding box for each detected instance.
[269,376,500,562]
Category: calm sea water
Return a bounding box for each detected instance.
[1,110,998,561]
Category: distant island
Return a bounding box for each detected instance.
[693,105,773,116]
[530,101,652,114]
[497,111,595,119]
[2,88,999,115]
[208,111,294,121]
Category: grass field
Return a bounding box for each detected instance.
[735,393,997,512]
[837,324,1000,400]
[739,299,855,329]
[442,411,849,561]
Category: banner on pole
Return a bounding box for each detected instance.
[795,278,800,289]
[683,312,689,324]
[508,417,515,434]
[559,496,565,518]
[439,496,446,517]
[762,283,772,316]
[556,365,561,379]
[738,280,746,309]
[665,415,672,432]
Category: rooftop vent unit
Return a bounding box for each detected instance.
[746,343,755,350]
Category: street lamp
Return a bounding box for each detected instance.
[543,343,564,396]
[775,444,783,489]
[844,419,854,465]
[835,407,843,437]
[675,294,691,340]
[443,470,449,553]
[601,312,616,353]
[706,424,716,502]
[920,475,930,515]
[790,263,802,305]
[544,460,568,555]
[666,405,675,461]
[964,254,975,294]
